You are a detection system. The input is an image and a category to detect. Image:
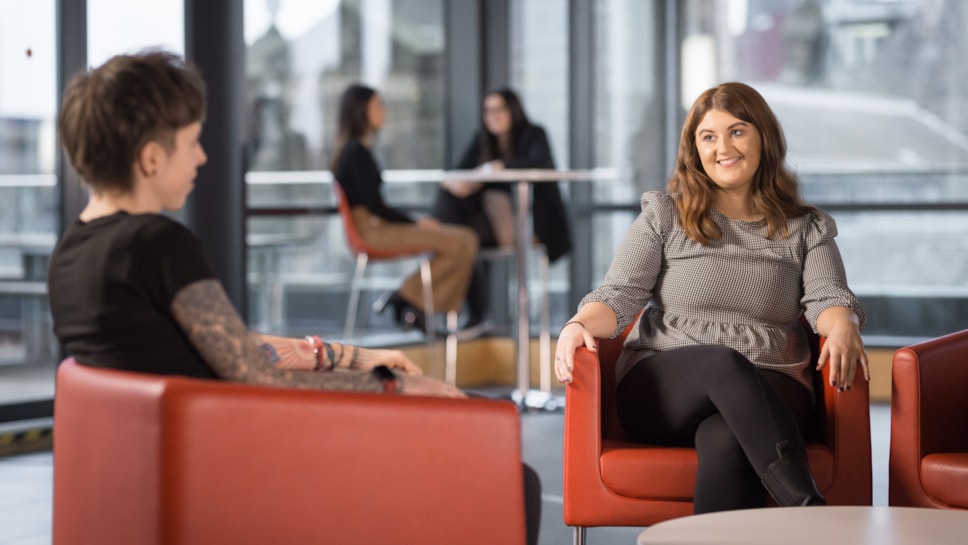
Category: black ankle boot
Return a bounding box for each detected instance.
[381,292,428,333]
[761,441,826,507]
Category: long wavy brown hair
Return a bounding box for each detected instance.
[667,82,813,245]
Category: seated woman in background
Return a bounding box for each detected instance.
[433,88,571,331]
[48,51,462,398]
[555,82,868,512]
[331,84,478,334]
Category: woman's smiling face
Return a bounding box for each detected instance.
[695,108,762,194]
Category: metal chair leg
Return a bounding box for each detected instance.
[444,310,459,385]
[344,253,369,340]
[417,258,438,373]
[538,247,552,393]
[574,526,586,545]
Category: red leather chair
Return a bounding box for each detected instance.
[334,183,437,339]
[889,329,968,509]
[334,184,458,381]
[563,322,872,544]
[53,359,528,545]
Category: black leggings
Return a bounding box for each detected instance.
[616,345,815,513]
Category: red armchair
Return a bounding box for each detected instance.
[53,358,527,545]
[889,329,968,509]
[563,323,872,543]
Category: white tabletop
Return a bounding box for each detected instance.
[637,506,968,545]
[440,168,608,183]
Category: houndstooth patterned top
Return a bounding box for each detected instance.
[579,191,866,392]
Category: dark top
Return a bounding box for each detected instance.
[47,212,218,379]
[334,139,414,224]
[454,124,572,262]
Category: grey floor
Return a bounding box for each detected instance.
[0,404,891,545]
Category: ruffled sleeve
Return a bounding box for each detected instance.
[800,209,867,331]
[579,191,674,337]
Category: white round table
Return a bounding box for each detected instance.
[636,506,968,545]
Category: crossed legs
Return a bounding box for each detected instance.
[616,345,818,512]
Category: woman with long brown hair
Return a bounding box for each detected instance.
[555,82,868,512]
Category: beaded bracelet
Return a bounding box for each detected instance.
[322,340,337,371]
[305,335,324,370]
[332,343,345,368]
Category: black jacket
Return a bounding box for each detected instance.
[452,124,572,262]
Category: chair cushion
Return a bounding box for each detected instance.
[600,440,835,501]
[921,453,968,508]
[600,441,698,500]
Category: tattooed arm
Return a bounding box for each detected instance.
[171,279,461,397]
[170,279,384,392]
[254,333,423,376]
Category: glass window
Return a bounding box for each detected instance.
[509,0,570,169]
[243,0,447,337]
[244,0,446,174]
[590,0,665,282]
[507,0,575,327]
[680,0,968,341]
[0,0,58,405]
[87,0,184,65]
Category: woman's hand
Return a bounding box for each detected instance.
[442,180,482,198]
[554,321,597,385]
[483,160,505,173]
[816,307,869,392]
[348,346,424,376]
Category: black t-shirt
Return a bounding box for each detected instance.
[48,212,219,379]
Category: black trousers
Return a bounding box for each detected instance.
[616,345,815,513]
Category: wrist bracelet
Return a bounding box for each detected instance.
[333,343,345,368]
[322,340,337,371]
[562,320,586,332]
[306,336,324,370]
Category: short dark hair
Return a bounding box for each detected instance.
[58,50,207,193]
